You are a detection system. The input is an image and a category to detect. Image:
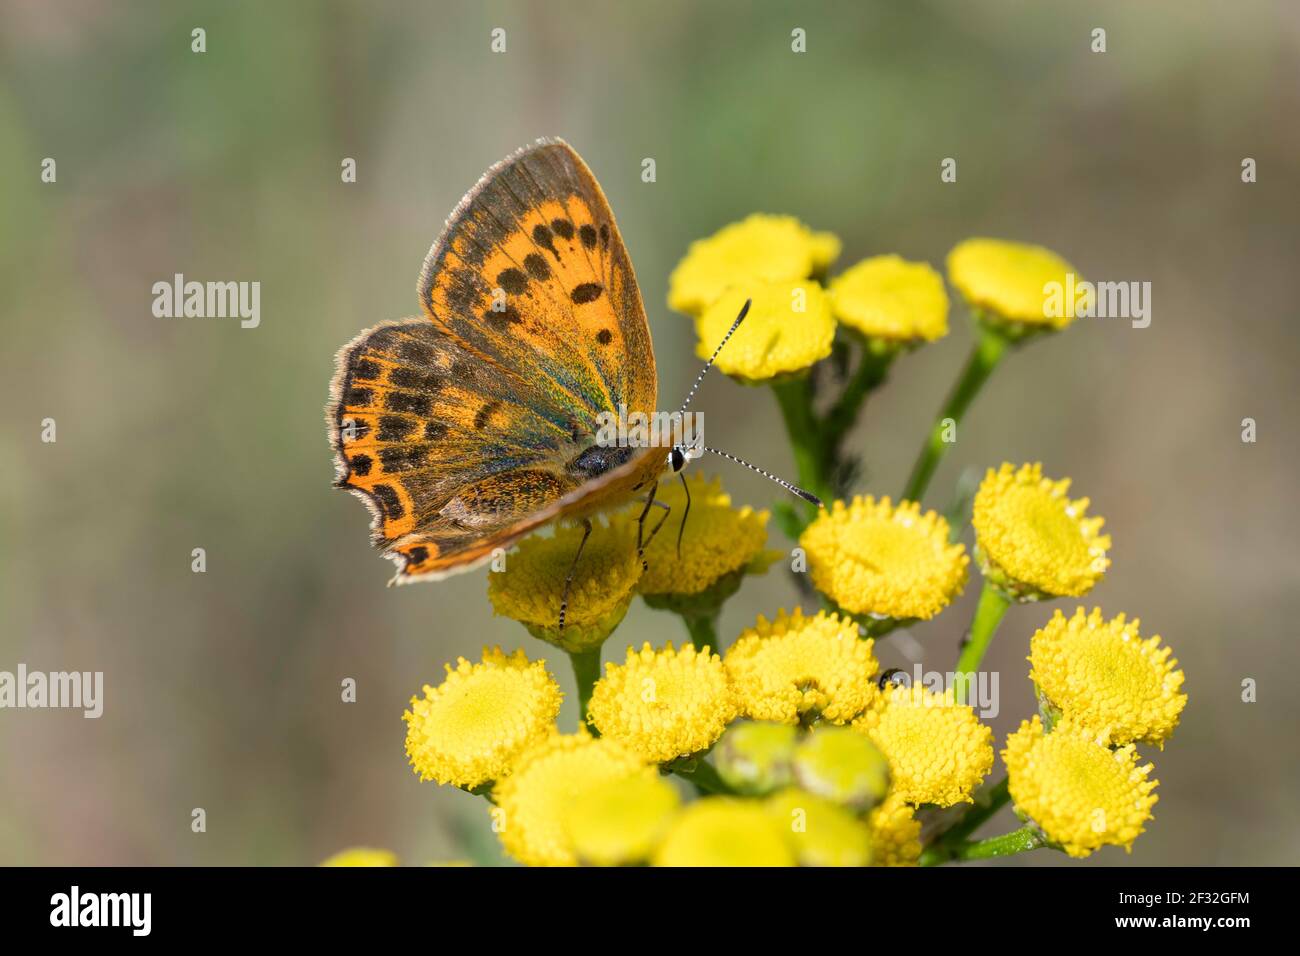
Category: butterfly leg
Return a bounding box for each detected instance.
[676,472,692,560]
[558,518,594,631]
[637,497,673,573]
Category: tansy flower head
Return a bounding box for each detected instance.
[653,798,796,867]
[635,474,775,611]
[694,282,835,383]
[560,772,680,866]
[1003,715,1159,859]
[668,213,841,316]
[487,516,642,652]
[947,237,1089,332]
[800,496,969,622]
[403,646,562,790]
[867,793,923,867]
[829,254,949,345]
[492,731,650,867]
[972,463,1111,600]
[852,683,993,807]
[587,641,738,763]
[1030,607,1186,748]
[724,608,879,724]
[792,725,891,811]
[319,847,398,867]
[714,721,800,796]
[765,788,873,867]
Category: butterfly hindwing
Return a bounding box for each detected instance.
[329,139,660,582]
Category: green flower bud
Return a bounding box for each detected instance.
[792,726,890,811]
[713,721,799,796]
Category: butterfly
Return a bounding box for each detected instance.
[327,138,817,621]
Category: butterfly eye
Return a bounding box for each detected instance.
[669,446,687,473]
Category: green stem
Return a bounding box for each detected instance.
[931,777,1010,849]
[680,614,720,654]
[901,322,1010,504]
[568,646,602,734]
[668,759,731,795]
[954,581,1011,705]
[771,376,829,509]
[923,825,1046,864]
[823,343,893,453]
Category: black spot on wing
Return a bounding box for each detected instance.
[532,223,557,257]
[352,359,381,380]
[572,283,603,304]
[498,268,528,295]
[551,218,575,240]
[384,392,431,416]
[579,224,598,249]
[596,328,613,345]
[524,253,551,281]
[349,454,372,477]
[378,416,417,441]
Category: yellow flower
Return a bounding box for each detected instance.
[487,516,642,652]
[724,609,878,724]
[972,463,1110,600]
[694,282,835,383]
[1003,715,1159,858]
[867,793,922,866]
[853,684,993,807]
[587,642,738,763]
[492,731,650,867]
[800,496,969,621]
[1030,607,1187,748]
[765,788,873,867]
[319,847,398,867]
[829,255,949,344]
[947,237,1089,331]
[560,772,680,866]
[668,213,841,316]
[792,725,891,811]
[403,647,562,789]
[635,474,773,599]
[653,798,796,867]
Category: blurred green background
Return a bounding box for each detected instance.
[2,0,1297,866]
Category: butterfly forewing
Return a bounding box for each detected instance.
[328,139,660,582]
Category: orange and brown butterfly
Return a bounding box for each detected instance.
[327,138,816,618]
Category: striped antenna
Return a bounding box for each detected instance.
[703,445,823,507]
[678,298,750,415]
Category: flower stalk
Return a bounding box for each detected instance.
[902,320,1010,504]
[955,581,1011,705]
[568,647,603,734]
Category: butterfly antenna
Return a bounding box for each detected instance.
[678,298,750,415]
[703,446,823,507]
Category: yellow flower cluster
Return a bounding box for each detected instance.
[695,282,835,383]
[801,496,969,621]
[853,684,994,807]
[633,473,773,599]
[403,647,562,789]
[829,254,949,344]
[487,516,642,651]
[491,731,652,867]
[948,237,1088,331]
[973,462,1110,599]
[1003,716,1159,858]
[724,609,878,724]
[668,213,840,317]
[588,642,737,763]
[668,214,954,381]
[1030,608,1186,748]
